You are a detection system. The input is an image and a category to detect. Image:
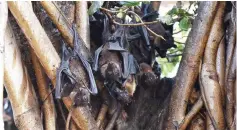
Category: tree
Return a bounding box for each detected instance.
[2,1,236,130]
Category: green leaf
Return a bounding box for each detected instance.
[157,57,180,78]
[119,1,140,7]
[167,7,192,17]
[179,17,191,31]
[116,12,125,19]
[167,8,178,16]
[158,15,173,25]
[88,1,104,16]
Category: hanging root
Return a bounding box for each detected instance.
[200,2,226,130]
[179,97,203,130]
[30,48,56,130]
[216,37,225,106]
[4,22,43,130]
[8,2,98,130]
[76,1,90,50]
[226,46,236,129]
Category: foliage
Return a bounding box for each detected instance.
[179,17,191,31]
[88,1,104,15]
[157,1,197,77]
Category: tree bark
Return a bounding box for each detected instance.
[8,1,98,130]
[164,2,218,129]
[4,22,43,130]
[225,46,236,129]
[30,48,56,130]
[76,1,90,50]
[216,38,225,106]
[40,1,73,47]
[178,97,203,130]
[200,2,226,130]
[189,115,205,130]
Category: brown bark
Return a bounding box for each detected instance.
[206,114,215,130]
[178,97,203,130]
[8,1,60,82]
[225,7,236,88]
[226,46,236,129]
[216,38,225,106]
[40,1,90,59]
[189,115,205,130]
[30,48,56,130]
[40,1,73,47]
[200,2,226,130]
[8,2,98,130]
[0,1,8,129]
[4,22,43,130]
[164,2,218,129]
[76,1,90,50]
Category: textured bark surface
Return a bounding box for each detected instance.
[76,1,90,50]
[8,2,97,130]
[164,2,218,129]
[188,115,205,130]
[4,23,43,130]
[216,38,225,106]
[225,7,236,88]
[8,1,60,82]
[225,46,236,129]
[179,98,203,130]
[30,48,56,130]
[40,1,74,47]
[200,2,226,130]
[40,1,90,60]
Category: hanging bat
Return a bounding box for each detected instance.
[55,41,76,99]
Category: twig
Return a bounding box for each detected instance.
[173,30,182,34]
[100,7,166,41]
[174,40,185,44]
[127,11,166,41]
[167,54,182,57]
[66,107,73,130]
[113,20,160,26]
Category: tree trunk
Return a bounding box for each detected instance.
[164,2,218,129]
